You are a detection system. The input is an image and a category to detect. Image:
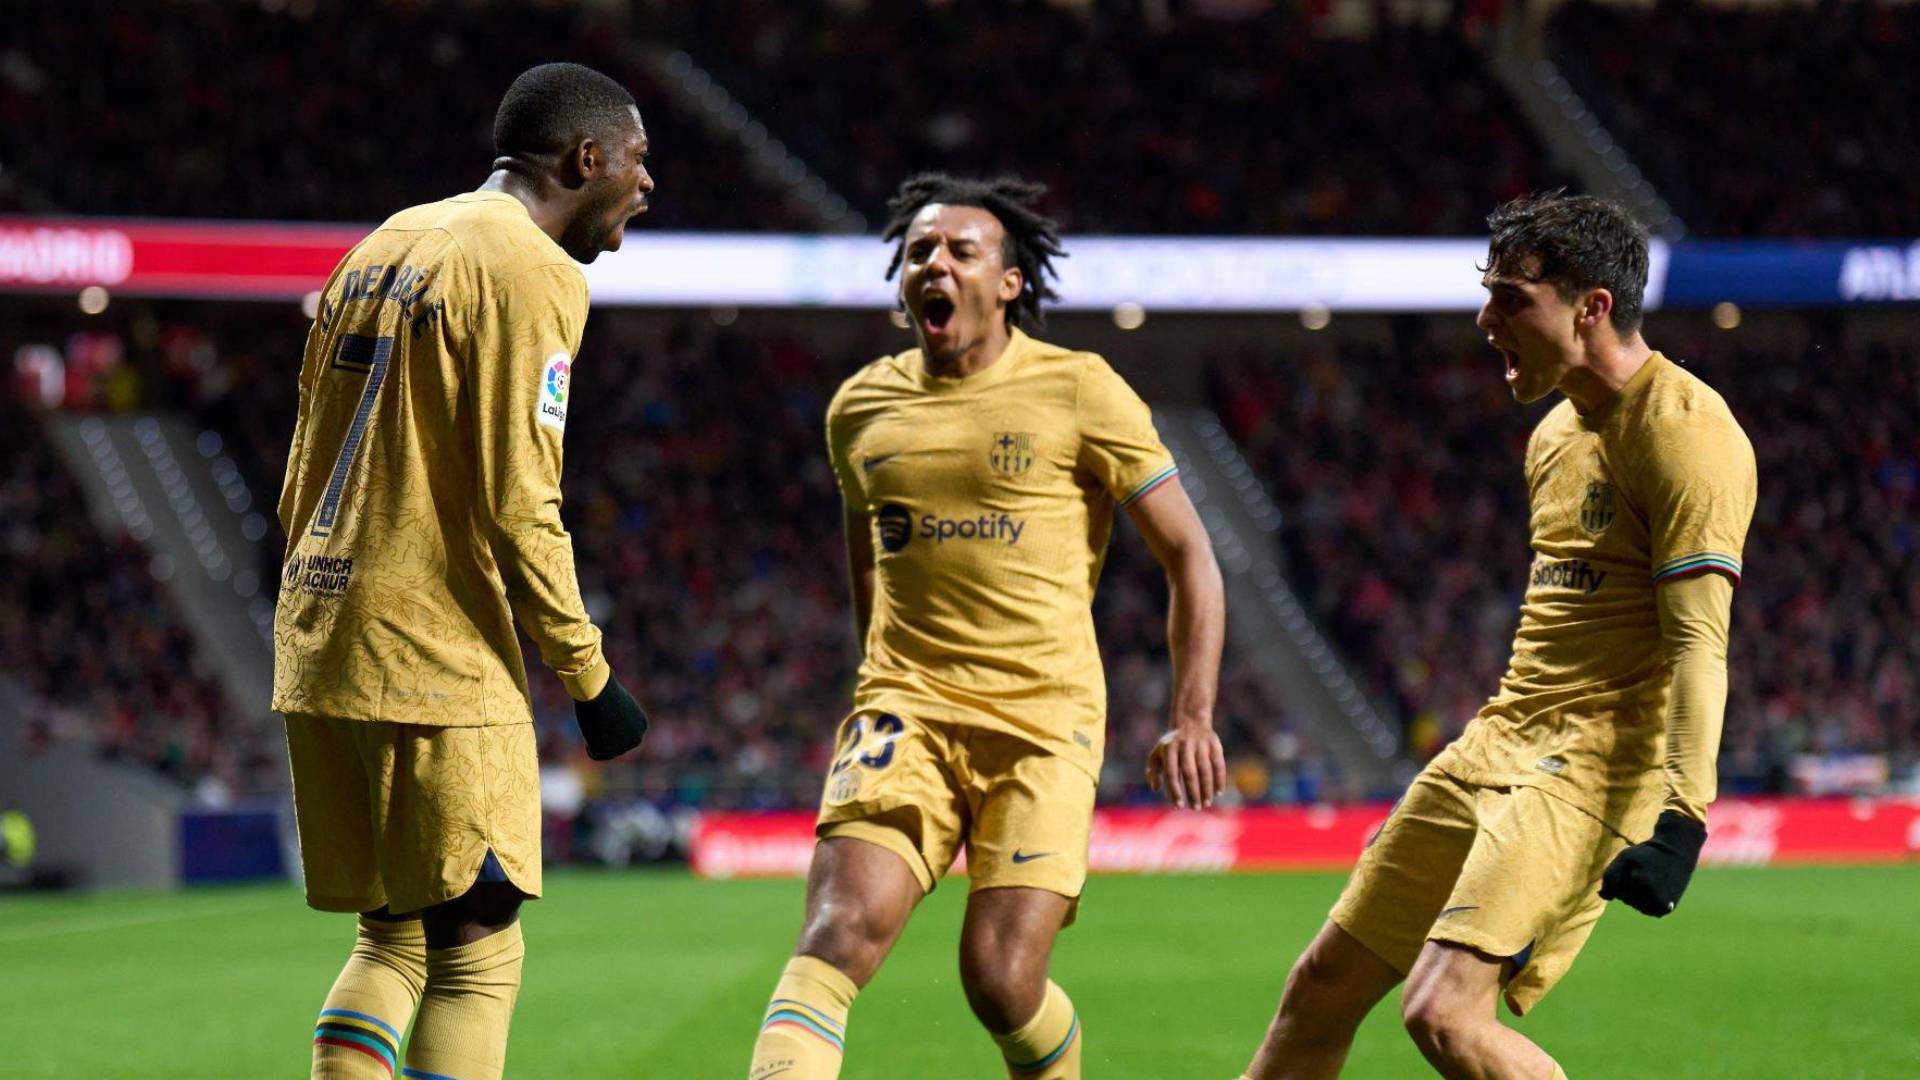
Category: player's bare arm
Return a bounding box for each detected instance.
[1129,476,1228,809]
[843,502,876,649]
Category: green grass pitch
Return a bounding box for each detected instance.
[3,866,1916,1077]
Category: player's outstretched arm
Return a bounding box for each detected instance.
[1127,477,1227,809]
[1602,571,1734,916]
[471,264,644,759]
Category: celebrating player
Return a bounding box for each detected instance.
[746,174,1227,1079]
[1235,192,1757,1079]
[273,62,652,1080]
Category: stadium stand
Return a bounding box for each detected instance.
[0,1,1562,235]
[0,392,265,804]
[1552,0,1920,236]
[661,0,1563,234]
[0,0,814,229]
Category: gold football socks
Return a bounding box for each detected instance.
[993,981,1081,1078]
[749,956,857,1079]
[311,916,426,1078]
[401,923,525,1080]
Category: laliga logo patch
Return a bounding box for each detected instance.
[538,352,570,431]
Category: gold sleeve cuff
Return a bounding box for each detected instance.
[561,653,612,702]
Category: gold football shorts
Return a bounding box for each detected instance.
[283,714,542,916]
[1330,763,1630,1015]
[816,710,1096,906]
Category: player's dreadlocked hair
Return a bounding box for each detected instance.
[883,173,1065,330]
[493,62,636,164]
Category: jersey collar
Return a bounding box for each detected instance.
[914,327,1033,393]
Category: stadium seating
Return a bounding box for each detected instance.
[1552,1,1920,235]
[658,1,1564,234]
[1,1,1560,236]
[0,395,265,803]
[0,0,814,228]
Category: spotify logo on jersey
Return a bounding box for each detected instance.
[877,503,913,552]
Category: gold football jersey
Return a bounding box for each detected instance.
[1433,353,1756,829]
[826,329,1178,777]
[273,191,606,725]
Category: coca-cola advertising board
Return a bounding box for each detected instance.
[689,799,1920,879]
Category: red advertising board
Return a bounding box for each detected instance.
[689,798,1920,879]
[0,218,361,298]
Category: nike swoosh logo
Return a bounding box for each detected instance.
[1011,850,1054,864]
[1437,905,1480,918]
[861,453,897,475]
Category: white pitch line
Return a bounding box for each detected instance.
[0,895,283,945]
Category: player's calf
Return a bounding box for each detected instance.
[960,888,1079,1078]
[1243,922,1401,1080]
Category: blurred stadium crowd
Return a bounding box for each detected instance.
[2,0,1914,841]
[5,1,1910,237]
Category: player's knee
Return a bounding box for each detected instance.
[957,940,1046,1033]
[1400,986,1471,1059]
[422,881,524,949]
[1279,939,1366,1028]
[795,900,893,982]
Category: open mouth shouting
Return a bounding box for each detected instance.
[920,294,957,340]
[1491,338,1521,385]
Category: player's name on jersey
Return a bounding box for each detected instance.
[318,260,440,337]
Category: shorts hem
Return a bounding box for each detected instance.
[965,875,1084,901]
[306,892,383,914]
[383,858,543,917]
[1426,926,1533,966]
[1328,907,1416,977]
[819,820,937,893]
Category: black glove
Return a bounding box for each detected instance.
[574,677,648,761]
[1600,810,1706,917]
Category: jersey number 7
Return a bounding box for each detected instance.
[311,333,394,538]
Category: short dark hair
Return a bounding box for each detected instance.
[493,62,636,162]
[1483,190,1650,335]
[883,173,1065,330]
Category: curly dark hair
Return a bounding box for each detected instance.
[493,62,636,163]
[1483,189,1651,335]
[882,172,1065,330]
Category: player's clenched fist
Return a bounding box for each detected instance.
[1600,810,1707,916]
[1147,724,1227,810]
[574,677,649,761]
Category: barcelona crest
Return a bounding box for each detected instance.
[1580,481,1616,535]
[989,432,1036,476]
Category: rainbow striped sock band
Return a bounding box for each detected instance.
[400,1068,464,1079]
[313,1008,401,1075]
[761,996,846,1053]
[1007,1011,1080,1074]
